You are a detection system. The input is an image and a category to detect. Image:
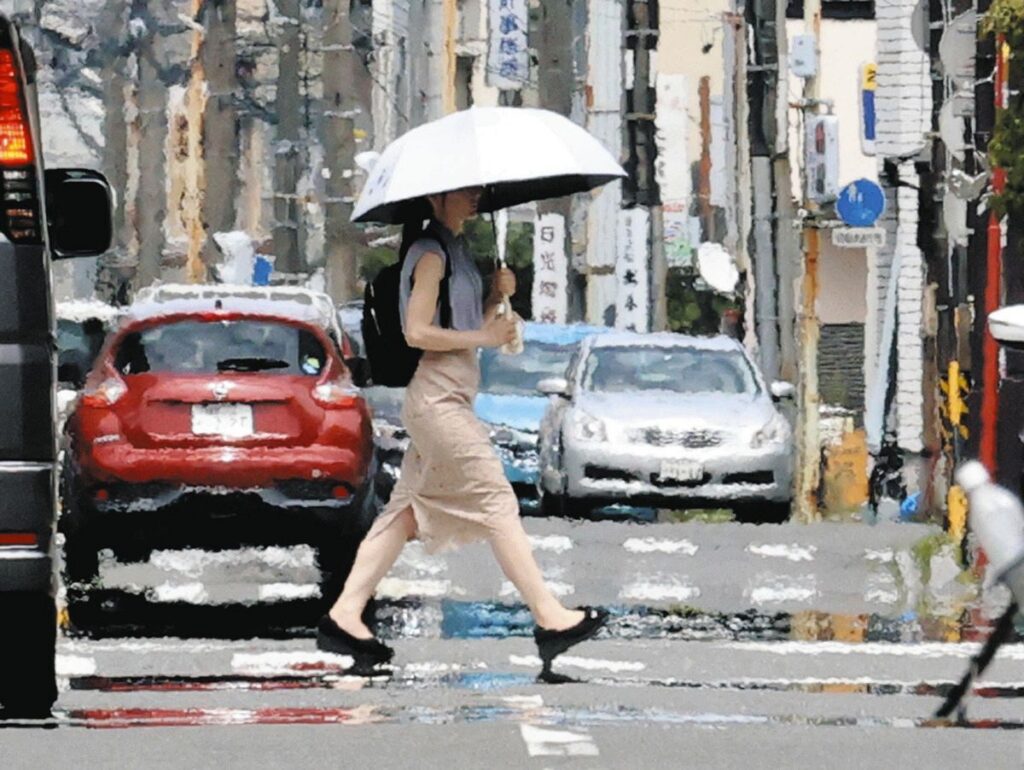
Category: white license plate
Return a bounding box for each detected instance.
[660,460,704,482]
[191,403,254,438]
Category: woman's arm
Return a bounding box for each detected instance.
[405,252,516,351]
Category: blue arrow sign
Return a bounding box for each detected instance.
[836,178,886,227]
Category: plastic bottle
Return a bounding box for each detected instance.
[497,297,524,356]
[955,461,1024,578]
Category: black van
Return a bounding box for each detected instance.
[0,15,112,718]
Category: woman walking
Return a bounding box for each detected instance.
[317,185,608,668]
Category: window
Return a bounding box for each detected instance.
[114,320,327,376]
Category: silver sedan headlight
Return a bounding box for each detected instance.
[572,410,607,442]
[751,412,790,449]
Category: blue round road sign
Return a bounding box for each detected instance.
[836,178,886,227]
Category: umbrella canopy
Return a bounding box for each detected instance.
[351,107,626,224]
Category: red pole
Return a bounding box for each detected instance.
[980,35,1007,474]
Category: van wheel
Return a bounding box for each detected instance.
[0,593,57,719]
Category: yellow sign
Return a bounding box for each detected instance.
[861,63,877,91]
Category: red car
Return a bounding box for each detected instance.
[60,291,377,608]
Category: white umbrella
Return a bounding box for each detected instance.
[351,106,626,224]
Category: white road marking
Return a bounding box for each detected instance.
[149,545,317,576]
[501,580,574,598]
[620,579,700,602]
[503,695,544,708]
[509,654,645,673]
[864,548,896,563]
[377,577,454,598]
[623,537,698,555]
[746,543,816,562]
[519,724,599,757]
[529,535,574,554]
[720,640,1024,659]
[149,582,210,604]
[257,583,321,602]
[747,574,818,605]
[55,654,96,677]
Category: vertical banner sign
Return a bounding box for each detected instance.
[860,63,877,156]
[615,208,651,332]
[531,213,568,324]
[487,0,529,90]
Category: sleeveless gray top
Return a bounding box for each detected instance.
[399,222,485,333]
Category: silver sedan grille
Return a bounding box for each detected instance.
[632,427,725,448]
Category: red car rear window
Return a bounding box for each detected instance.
[114,320,327,376]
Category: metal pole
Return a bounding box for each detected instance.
[980,34,1007,473]
[794,0,822,523]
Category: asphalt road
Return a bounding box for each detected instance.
[3,515,1022,768]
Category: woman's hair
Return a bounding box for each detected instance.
[398,194,446,261]
[398,219,428,262]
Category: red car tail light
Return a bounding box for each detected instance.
[312,382,360,409]
[0,46,40,243]
[81,377,128,408]
[0,49,32,166]
[0,532,37,546]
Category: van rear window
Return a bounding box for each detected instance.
[114,320,326,376]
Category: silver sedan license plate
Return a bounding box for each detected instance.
[660,459,703,482]
[191,403,254,438]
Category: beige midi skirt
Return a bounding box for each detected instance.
[366,348,520,553]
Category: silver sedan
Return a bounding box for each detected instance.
[536,331,794,523]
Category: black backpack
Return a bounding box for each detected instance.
[362,223,453,387]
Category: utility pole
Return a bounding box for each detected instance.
[537,0,576,320]
[626,0,660,331]
[774,0,799,384]
[200,0,238,271]
[745,0,781,382]
[322,0,365,303]
[273,0,302,274]
[133,0,168,290]
[794,0,822,523]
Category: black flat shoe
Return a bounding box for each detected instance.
[534,606,609,663]
[316,614,394,666]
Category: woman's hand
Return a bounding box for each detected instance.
[490,268,516,299]
[480,314,518,348]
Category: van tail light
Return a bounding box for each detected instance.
[312,382,360,409]
[0,46,39,243]
[81,377,127,408]
[0,532,37,546]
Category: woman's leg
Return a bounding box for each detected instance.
[328,507,417,639]
[488,518,584,631]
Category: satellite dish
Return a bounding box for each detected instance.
[938,100,968,162]
[939,10,976,81]
[696,242,739,294]
[990,305,1024,349]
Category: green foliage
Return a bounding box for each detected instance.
[665,268,741,335]
[984,0,1024,218]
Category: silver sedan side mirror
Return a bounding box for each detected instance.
[770,381,795,400]
[538,377,570,398]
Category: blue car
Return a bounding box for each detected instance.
[476,322,610,499]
